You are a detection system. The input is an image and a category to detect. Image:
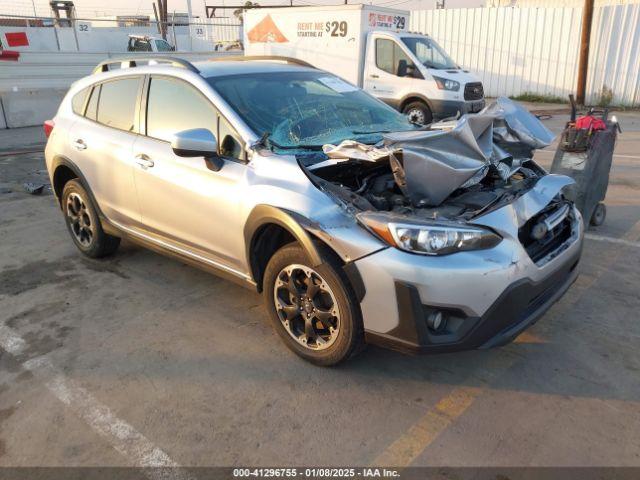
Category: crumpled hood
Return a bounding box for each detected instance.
[382,113,496,206]
[381,97,556,206]
[485,97,556,152]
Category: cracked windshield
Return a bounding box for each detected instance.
[207,71,418,149]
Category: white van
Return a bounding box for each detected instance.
[243,5,485,123]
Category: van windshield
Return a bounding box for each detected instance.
[401,37,458,70]
[207,71,417,149]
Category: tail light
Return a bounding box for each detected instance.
[44,119,55,138]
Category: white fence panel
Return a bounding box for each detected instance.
[586,3,640,106]
[411,7,583,99]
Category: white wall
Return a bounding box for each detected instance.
[410,4,640,106]
[411,7,584,100]
[586,3,640,105]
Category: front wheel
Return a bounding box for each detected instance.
[403,101,433,125]
[263,243,364,366]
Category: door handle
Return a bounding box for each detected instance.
[135,154,154,168]
[73,139,87,151]
[370,74,379,79]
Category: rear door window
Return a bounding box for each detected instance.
[96,77,141,132]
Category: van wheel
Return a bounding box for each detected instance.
[62,179,120,258]
[263,243,364,366]
[403,101,433,125]
[590,202,606,226]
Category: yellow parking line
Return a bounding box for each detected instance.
[373,386,481,467]
[513,331,546,344]
[373,219,640,468]
[373,350,518,467]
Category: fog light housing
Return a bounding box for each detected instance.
[427,310,447,333]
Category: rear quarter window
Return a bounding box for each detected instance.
[85,85,100,121]
[71,87,89,115]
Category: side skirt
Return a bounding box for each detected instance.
[102,219,258,292]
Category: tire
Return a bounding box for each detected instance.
[61,179,120,258]
[590,202,606,227]
[402,101,433,125]
[263,243,365,366]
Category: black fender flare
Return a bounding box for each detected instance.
[50,156,105,218]
[244,205,323,273]
[243,205,366,302]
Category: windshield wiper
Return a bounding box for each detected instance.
[268,137,324,151]
[351,129,390,135]
[252,132,323,151]
[252,131,271,149]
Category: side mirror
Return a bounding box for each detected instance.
[171,128,224,171]
[397,59,408,77]
[397,60,420,78]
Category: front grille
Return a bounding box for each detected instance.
[519,201,574,264]
[464,82,484,101]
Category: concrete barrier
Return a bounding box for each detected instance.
[0,89,66,129]
[0,51,236,129]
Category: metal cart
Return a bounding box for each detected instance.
[550,96,620,227]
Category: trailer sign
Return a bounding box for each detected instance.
[368,12,407,30]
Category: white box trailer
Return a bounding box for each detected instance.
[244,5,485,123]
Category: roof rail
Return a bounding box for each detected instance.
[93,56,200,75]
[207,55,315,69]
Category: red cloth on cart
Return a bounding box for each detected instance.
[575,115,607,131]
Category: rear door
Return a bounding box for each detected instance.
[131,75,249,273]
[69,76,143,227]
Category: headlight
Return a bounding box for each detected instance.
[357,213,501,255]
[433,75,460,91]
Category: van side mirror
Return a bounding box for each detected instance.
[171,128,224,171]
[397,59,409,77]
[397,60,421,78]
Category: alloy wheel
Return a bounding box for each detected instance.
[273,264,340,351]
[407,108,426,125]
[66,192,94,247]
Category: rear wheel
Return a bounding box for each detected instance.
[403,101,433,125]
[62,179,120,258]
[263,243,364,366]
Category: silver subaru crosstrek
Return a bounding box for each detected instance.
[45,56,583,365]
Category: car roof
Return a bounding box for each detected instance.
[195,60,318,78]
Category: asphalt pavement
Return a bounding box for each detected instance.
[0,109,639,470]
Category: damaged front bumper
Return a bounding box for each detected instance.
[353,187,584,354]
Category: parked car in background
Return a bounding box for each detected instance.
[44,56,583,366]
[244,5,485,124]
[127,34,175,52]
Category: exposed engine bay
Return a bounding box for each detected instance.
[300,97,558,222]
